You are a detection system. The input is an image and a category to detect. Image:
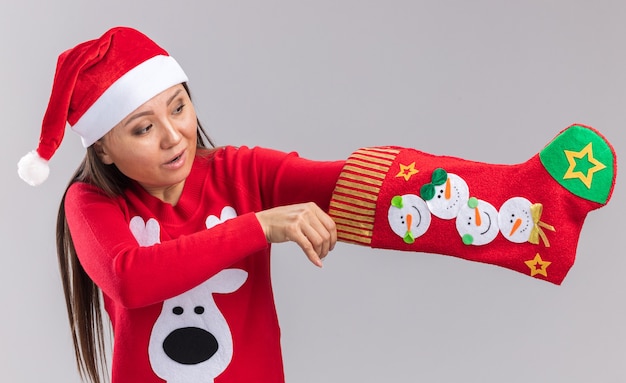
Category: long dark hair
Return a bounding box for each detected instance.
[56,83,214,383]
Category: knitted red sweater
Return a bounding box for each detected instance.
[65,146,344,383]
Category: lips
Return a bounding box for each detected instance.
[163,149,187,168]
[167,154,182,164]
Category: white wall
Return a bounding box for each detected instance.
[1,1,624,382]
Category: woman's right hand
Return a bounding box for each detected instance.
[255,202,337,267]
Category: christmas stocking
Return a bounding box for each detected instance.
[329,124,616,285]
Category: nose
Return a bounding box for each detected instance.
[474,207,482,227]
[444,178,451,200]
[162,327,219,365]
[508,218,522,237]
[160,120,183,149]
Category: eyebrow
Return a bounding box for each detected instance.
[123,88,185,127]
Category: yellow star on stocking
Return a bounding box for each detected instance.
[395,162,419,181]
[563,142,607,189]
[525,253,551,278]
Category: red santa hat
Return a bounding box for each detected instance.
[17,26,188,186]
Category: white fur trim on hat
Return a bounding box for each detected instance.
[72,55,188,147]
[17,150,50,186]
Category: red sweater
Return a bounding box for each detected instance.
[65,146,344,383]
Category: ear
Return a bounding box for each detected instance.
[93,140,114,165]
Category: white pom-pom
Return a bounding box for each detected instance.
[17,150,50,186]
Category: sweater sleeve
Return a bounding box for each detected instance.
[247,147,345,211]
[65,183,269,309]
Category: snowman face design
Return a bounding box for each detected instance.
[388,194,432,244]
[456,197,499,246]
[498,197,533,243]
[425,173,470,219]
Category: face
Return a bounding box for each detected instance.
[455,197,500,246]
[426,173,470,219]
[498,197,533,243]
[387,194,432,244]
[95,84,198,203]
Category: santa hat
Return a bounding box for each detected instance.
[17,26,188,186]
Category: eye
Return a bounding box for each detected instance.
[194,306,205,315]
[133,124,153,136]
[173,306,184,315]
[173,103,185,115]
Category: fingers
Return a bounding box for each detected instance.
[291,229,324,267]
[305,206,337,256]
[286,203,335,267]
[299,223,331,267]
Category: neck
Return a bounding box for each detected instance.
[143,181,186,206]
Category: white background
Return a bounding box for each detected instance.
[1,1,624,382]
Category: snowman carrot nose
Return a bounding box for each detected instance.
[474,207,482,226]
[402,214,416,244]
[445,178,451,200]
[509,218,522,237]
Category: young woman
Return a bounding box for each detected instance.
[18,26,616,383]
[17,26,344,383]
